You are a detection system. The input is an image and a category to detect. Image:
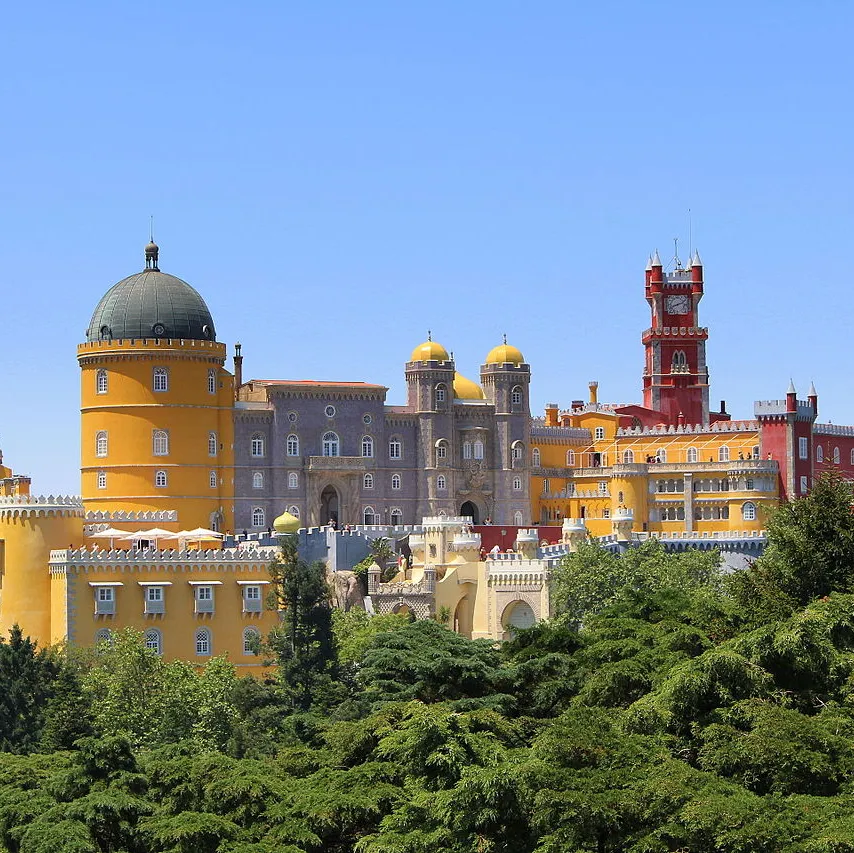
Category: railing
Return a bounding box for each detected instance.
[308,456,368,471]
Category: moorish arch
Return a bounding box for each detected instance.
[500,599,536,640]
[320,485,340,526]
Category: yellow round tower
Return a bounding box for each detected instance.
[0,495,84,643]
[78,242,235,532]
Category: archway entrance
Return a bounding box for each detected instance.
[460,500,480,524]
[501,600,536,639]
[320,486,339,525]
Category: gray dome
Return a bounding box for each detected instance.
[87,269,216,342]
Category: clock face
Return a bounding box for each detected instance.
[666,295,691,315]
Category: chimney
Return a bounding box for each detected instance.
[588,381,599,405]
[234,342,243,394]
[545,403,559,427]
[720,400,727,414]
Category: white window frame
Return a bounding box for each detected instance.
[594,427,605,440]
[511,386,522,406]
[286,434,299,456]
[195,628,212,656]
[153,430,169,457]
[463,441,472,460]
[362,436,374,458]
[252,471,264,489]
[363,473,374,489]
[800,475,809,494]
[390,508,403,525]
[816,445,824,463]
[288,505,300,518]
[742,502,757,521]
[96,431,108,458]
[153,367,169,393]
[207,369,217,395]
[251,434,265,458]
[144,628,162,654]
[513,510,523,525]
[209,470,218,489]
[473,440,484,460]
[513,476,522,491]
[391,473,401,490]
[623,450,634,464]
[252,507,265,528]
[208,432,218,456]
[389,438,402,459]
[322,432,340,457]
[436,384,446,404]
[799,437,808,460]
[718,446,730,463]
[436,440,448,461]
[243,627,260,655]
[687,447,698,463]
[436,474,447,491]
[834,447,841,464]
[97,471,107,489]
[288,472,298,489]
[96,369,108,395]
[566,449,575,466]
[155,469,168,488]
[532,448,541,467]
[363,506,375,525]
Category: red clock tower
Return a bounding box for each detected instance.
[642,249,709,425]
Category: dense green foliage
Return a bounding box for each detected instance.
[4,472,854,851]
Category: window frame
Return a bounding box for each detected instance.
[288,472,298,489]
[251,507,265,528]
[286,434,300,456]
[96,431,108,458]
[96,369,108,395]
[361,435,374,458]
[208,431,218,456]
[207,369,217,395]
[97,470,107,489]
[388,437,402,459]
[391,473,401,490]
[252,471,264,489]
[322,431,340,457]
[154,469,168,488]
[195,628,212,656]
[152,429,169,457]
[250,433,265,458]
[436,474,447,491]
[363,473,374,489]
[153,367,169,393]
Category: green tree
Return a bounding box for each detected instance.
[266,535,337,711]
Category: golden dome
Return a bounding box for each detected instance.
[485,339,525,365]
[273,510,301,535]
[410,337,449,362]
[453,372,485,400]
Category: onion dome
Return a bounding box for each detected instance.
[485,336,525,365]
[410,331,449,362]
[273,510,301,535]
[453,372,485,400]
[86,242,216,342]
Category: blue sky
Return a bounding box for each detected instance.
[2,1,853,495]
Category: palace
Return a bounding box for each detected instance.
[0,239,851,654]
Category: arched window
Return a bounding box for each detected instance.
[153,430,169,456]
[436,384,446,404]
[463,441,472,460]
[154,470,167,488]
[210,470,218,489]
[513,510,523,525]
[511,386,523,406]
[623,450,634,464]
[658,449,667,463]
[543,478,550,494]
[513,476,522,491]
[436,475,447,490]
[195,628,211,656]
[323,432,339,457]
[97,471,107,489]
[389,437,402,459]
[208,431,218,456]
[390,508,403,525]
[288,472,298,489]
[144,629,162,655]
[286,434,300,456]
[391,473,401,490]
[289,506,300,518]
[817,445,824,463]
[671,350,687,370]
[473,440,484,460]
[243,627,260,656]
[363,506,375,525]
[251,434,265,457]
[566,449,575,466]
[834,447,840,464]
[512,441,524,461]
[252,472,264,489]
[252,507,265,528]
[532,448,541,467]
[742,501,757,521]
[208,369,217,395]
[435,439,448,461]
[96,431,108,458]
[361,436,374,458]
[96,369,108,394]
[687,447,698,463]
[363,473,374,489]
[153,367,169,392]
[718,445,730,462]
[94,628,112,646]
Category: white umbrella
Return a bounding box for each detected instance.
[185,527,225,539]
[89,527,134,548]
[129,528,176,548]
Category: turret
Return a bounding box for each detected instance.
[787,379,797,414]
[808,381,818,415]
[544,403,559,427]
[691,250,703,291]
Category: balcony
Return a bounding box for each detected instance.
[308,456,368,472]
[144,599,165,615]
[195,597,215,614]
[94,598,115,616]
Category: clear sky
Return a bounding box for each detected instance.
[2,1,853,495]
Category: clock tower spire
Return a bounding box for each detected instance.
[642,249,709,425]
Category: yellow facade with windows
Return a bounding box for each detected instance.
[530,388,777,538]
[79,337,235,532]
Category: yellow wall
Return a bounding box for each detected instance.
[78,338,235,531]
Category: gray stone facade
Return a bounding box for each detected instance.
[232,356,531,532]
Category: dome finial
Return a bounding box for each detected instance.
[145,218,159,271]
[503,333,507,345]
[427,329,432,341]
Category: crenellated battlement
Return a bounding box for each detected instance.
[616,420,759,437]
[814,423,854,437]
[85,509,178,523]
[48,545,278,571]
[0,494,85,519]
